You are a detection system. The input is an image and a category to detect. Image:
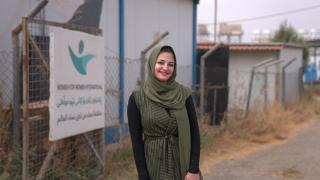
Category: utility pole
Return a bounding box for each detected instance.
[214,0,218,43]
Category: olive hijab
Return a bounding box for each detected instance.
[143,45,192,177]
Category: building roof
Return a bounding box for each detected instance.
[197,42,305,51]
[306,39,320,47]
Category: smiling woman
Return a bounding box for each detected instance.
[127,45,202,180]
[154,47,175,83]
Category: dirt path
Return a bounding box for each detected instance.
[204,119,320,180]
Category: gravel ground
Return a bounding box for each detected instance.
[204,120,320,180]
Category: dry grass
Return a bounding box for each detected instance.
[0,92,13,158]
[104,138,137,180]
[273,166,303,179]
[304,83,320,97]
[281,168,302,178]
[104,93,320,179]
[200,95,320,174]
[0,92,16,178]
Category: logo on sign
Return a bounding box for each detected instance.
[68,40,94,75]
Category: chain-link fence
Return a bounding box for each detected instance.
[194,65,229,125]
[228,65,303,113]
[104,55,121,128]
[196,58,304,124]
[0,12,106,179]
[0,49,19,178]
[103,50,141,143]
[229,68,278,111]
[1,22,145,179]
[24,18,104,180]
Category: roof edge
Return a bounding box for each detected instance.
[197,42,305,51]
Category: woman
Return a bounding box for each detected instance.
[127,45,201,180]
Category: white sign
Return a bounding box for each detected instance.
[49,27,105,141]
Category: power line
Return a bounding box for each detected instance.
[206,3,320,25]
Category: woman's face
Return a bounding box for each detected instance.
[154,51,175,82]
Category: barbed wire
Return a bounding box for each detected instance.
[0,49,141,64]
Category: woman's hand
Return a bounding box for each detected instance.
[184,172,200,180]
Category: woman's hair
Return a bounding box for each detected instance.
[159,46,176,61]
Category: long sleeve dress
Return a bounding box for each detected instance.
[127,91,200,180]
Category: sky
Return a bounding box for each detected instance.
[197,0,320,42]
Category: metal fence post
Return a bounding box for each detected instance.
[263,59,284,108]
[299,67,304,99]
[22,17,30,180]
[245,68,255,116]
[12,32,21,147]
[200,43,220,118]
[282,69,286,106]
[211,88,217,125]
[200,54,205,118]
[282,58,296,107]
[264,67,268,108]
[245,58,274,116]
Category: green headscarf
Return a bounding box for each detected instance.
[143,45,192,177]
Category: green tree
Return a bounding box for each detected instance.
[271,20,309,67]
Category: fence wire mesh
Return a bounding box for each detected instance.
[0,18,105,179]
[104,55,120,128]
[194,65,228,125]
[229,69,277,111]
[228,67,303,112]
[25,19,104,180]
[124,57,141,125]
[196,63,303,124]
[0,49,20,179]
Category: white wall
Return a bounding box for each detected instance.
[228,50,279,110]
[0,0,28,52]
